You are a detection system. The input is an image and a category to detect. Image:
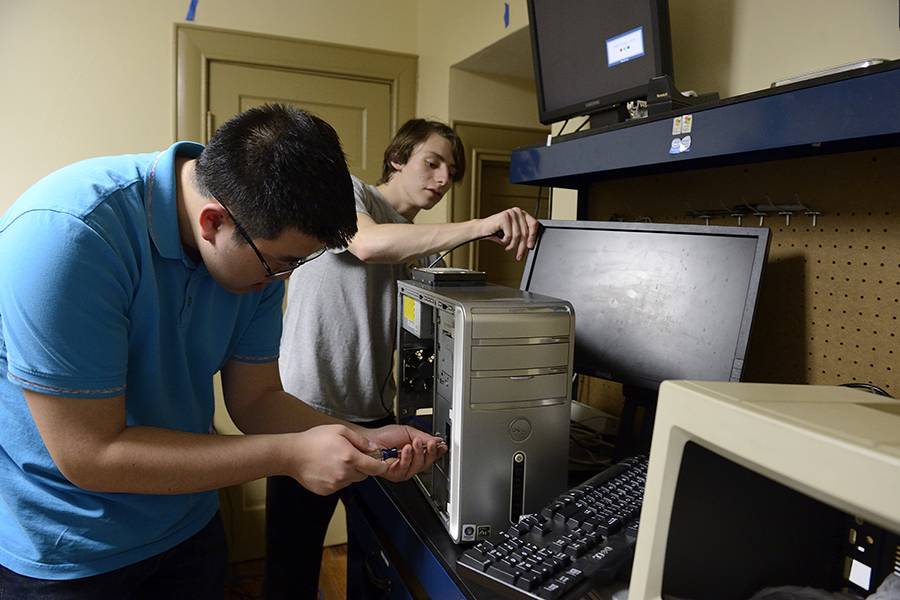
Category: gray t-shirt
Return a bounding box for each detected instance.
[279,176,414,422]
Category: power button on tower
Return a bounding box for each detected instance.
[509,418,532,442]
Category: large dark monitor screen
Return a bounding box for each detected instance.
[527,0,674,125]
[521,221,769,391]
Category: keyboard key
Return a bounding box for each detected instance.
[563,567,585,585]
[532,518,552,534]
[486,562,519,585]
[542,551,570,573]
[541,501,565,519]
[515,570,542,591]
[556,503,582,520]
[529,564,554,582]
[538,581,565,599]
[520,559,539,572]
[566,511,590,528]
[595,515,623,535]
[509,519,531,536]
[457,550,492,572]
[553,573,575,592]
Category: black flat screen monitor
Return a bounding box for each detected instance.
[520,221,769,391]
[527,0,674,125]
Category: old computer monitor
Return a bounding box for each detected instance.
[520,220,770,451]
[630,381,900,599]
[527,0,675,126]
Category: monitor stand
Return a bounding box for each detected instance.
[588,103,630,130]
[646,74,719,118]
[613,385,658,460]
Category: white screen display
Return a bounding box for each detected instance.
[848,559,872,591]
[607,26,645,67]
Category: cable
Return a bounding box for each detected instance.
[534,186,543,217]
[573,117,591,133]
[426,232,499,268]
[569,419,614,468]
[840,382,894,398]
[425,197,543,270]
[379,349,395,416]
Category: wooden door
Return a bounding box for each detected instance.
[474,158,550,288]
[449,123,549,271]
[207,61,392,183]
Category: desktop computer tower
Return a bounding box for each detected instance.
[396,277,574,543]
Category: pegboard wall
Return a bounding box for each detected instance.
[580,146,899,398]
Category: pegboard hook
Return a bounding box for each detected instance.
[805,210,822,227]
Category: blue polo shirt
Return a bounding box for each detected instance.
[0,142,284,579]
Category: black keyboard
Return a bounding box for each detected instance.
[456,455,647,599]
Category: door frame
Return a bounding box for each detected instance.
[175,24,417,142]
[469,150,514,269]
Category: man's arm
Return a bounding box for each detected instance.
[348,207,539,264]
[221,360,446,484]
[221,359,345,434]
[23,385,387,497]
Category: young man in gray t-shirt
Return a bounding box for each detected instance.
[268,119,539,599]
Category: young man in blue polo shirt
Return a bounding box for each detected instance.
[0,104,445,598]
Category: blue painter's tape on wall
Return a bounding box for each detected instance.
[504,2,510,28]
[186,0,199,21]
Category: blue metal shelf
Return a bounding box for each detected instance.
[510,61,900,188]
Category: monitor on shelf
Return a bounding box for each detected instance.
[527,0,675,128]
[520,220,770,451]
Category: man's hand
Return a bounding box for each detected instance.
[289,424,389,495]
[480,207,540,261]
[365,424,447,482]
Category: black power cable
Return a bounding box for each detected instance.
[840,382,894,398]
[427,232,503,269]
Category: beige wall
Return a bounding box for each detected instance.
[0,0,417,211]
[415,0,530,122]
[449,69,541,132]
[670,0,900,100]
[415,1,537,224]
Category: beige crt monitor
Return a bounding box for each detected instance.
[629,381,900,600]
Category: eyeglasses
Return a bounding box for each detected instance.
[219,203,326,278]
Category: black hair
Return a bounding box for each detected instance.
[377,119,466,185]
[194,104,357,248]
